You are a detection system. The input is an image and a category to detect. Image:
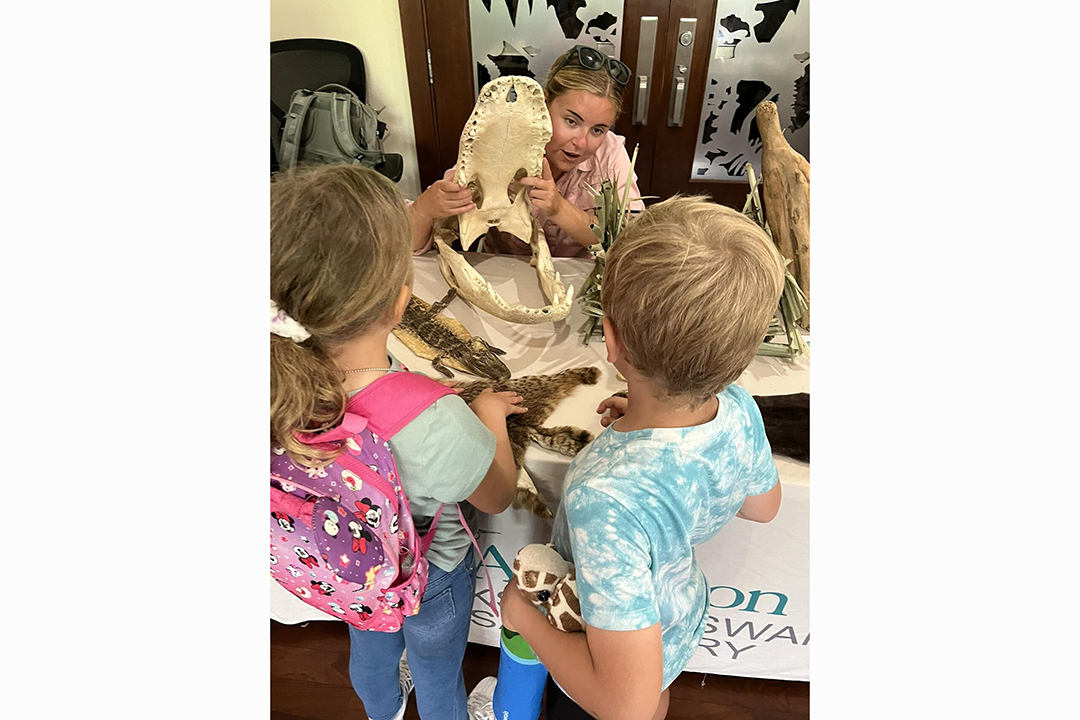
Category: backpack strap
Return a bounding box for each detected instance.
[315,82,355,96]
[418,503,499,618]
[329,90,365,158]
[294,411,367,445]
[317,83,383,152]
[346,371,457,539]
[270,485,316,530]
[457,504,499,617]
[346,371,454,439]
[418,504,447,557]
[315,83,383,161]
[279,89,317,170]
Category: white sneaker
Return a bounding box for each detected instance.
[379,651,414,720]
[466,676,497,720]
[399,650,414,699]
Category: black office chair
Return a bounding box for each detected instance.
[271,39,401,180]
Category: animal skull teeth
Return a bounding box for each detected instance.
[433,76,574,324]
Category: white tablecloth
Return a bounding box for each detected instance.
[271,251,810,681]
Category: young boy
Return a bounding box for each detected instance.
[496,196,788,720]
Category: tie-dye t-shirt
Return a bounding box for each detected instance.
[550,384,778,689]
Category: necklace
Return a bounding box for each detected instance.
[341,366,391,374]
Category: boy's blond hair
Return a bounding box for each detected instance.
[602,196,785,407]
[270,164,413,467]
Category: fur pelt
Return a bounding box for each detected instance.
[753,393,809,462]
[458,367,600,518]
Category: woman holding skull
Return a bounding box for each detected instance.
[411,45,645,258]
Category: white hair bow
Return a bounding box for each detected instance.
[270,300,311,342]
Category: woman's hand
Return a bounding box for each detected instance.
[415,168,476,220]
[597,394,628,428]
[469,388,528,419]
[519,158,565,218]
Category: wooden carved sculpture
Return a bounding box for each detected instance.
[757,100,810,329]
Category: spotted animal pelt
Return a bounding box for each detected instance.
[458,367,600,518]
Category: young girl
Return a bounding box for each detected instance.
[270,164,526,720]
[411,45,646,258]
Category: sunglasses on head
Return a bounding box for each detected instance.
[552,45,632,87]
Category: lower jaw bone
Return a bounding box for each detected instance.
[434,236,574,324]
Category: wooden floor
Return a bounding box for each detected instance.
[271,620,809,720]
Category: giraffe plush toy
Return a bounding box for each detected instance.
[512,543,584,633]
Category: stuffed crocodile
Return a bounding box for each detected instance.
[393,288,511,381]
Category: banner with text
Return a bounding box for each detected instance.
[270,481,808,681]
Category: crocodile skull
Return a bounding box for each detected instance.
[433,76,574,324]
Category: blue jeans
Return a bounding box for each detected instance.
[348,548,478,720]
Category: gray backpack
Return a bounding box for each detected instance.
[277,83,403,182]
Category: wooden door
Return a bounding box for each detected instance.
[398,1,809,210]
[398,0,670,192]
[619,0,745,205]
[630,0,810,206]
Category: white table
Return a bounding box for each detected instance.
[271,251,810,681]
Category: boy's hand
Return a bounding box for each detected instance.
[470,388,528,419]
[519,158,565,218]
[597,395,628,428]
[415,168,476,219]
[499,577,538,633]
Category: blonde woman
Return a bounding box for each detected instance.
[412,45,645,258]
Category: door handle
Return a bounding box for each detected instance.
[672,77,686,126]
[633,16,658,125]
[635,76,649,124]
[667,18,697,127]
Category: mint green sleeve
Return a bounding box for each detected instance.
[392,394,496,503]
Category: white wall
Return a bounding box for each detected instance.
[271,0,422,200]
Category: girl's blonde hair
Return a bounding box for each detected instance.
[270,164,413,468]
[544,48,625,121]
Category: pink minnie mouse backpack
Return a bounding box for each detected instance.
[270,370,498,631]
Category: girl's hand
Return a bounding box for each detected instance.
[519,158,564,218]
[597,394,628,428]
[470,388,528,419]
[437,378,463,394]
[415,168,476,220]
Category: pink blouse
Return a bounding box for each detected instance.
[415,131,645,259]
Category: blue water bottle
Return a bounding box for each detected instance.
[491,627,548,720]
